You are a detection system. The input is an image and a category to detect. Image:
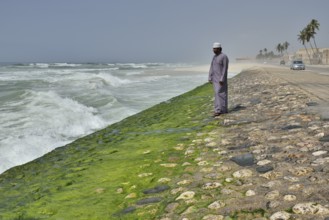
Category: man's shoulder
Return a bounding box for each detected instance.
[218,53,228,60]
[220,53,228,57]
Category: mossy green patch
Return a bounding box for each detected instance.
[0,83,221,219]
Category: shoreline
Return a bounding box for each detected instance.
[1,66,329,219]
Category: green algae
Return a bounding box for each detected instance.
[0,83,221,219]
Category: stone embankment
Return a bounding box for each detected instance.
[149,67,329,219]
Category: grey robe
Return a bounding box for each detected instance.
[208,53,229,113]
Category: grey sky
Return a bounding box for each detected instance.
[0,0,328,63]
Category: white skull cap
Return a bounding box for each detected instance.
[213,42,221,48]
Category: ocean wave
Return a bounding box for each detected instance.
[0,89,108,173]
[93,72,134,87]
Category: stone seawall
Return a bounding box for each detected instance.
[160,67,329,219]
[1,66,328,220]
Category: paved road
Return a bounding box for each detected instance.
[262,65,329,120]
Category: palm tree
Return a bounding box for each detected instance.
[297,30,312,63]
[304,25,316,57]
[308,19,321,63]
[283,41,289,55]
[276,43,283,56]
[309,19,320,52]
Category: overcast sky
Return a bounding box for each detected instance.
[0,0,328,63]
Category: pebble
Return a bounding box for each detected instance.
[136,197,162,205]
[207,201,225,210]
[232,169,253,178]
[143,185,170,194]
[158,177,171,183]
[176,191,195,200]
[312,150,327,156]
[293,202,329,215]
[256,165,274,173]
[202,182,222,190]
[202,214,224,220]
[269,211,291,220]
[245,190,256,196]
[160,163,177,168]
[265,190,280,200]
[231,153,254,166]
[257,159,272,166]
[283,194,296,201]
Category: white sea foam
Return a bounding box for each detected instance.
[0,90,107,172]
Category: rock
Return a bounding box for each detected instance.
[125,193,137,199]
[202,214,224,220]
[177,180,192,185]
[182,162,192,166]
[204,173,222,180]
[176,191,195,200]
[171,187,185,195]
[165,203,179,213]
[208,201,225,210]
[113,206,136,216]
[257,159,272,166]
[261,180,282,188]
[283,194,296,201]
[288,184,303,191]
[136,197,162,205]
[231,153,255,166]
[265,190,280,200]
[293,202,329,215]
[256,165,274,173]
[198,161,209,166]
[206,142,217,147]
[245,190,256,196]
[312,150,327,156]
[225,177,234,183]
[269,211,291,220]
[138,173,153,178]
[319,135,329,142]
[266,201,280,209]
[232,169,253,178]
[260,171,282,180]
[289,167,314,176]
[221,188,234,195]
[158,177,171,183]
[281,125,303,130]
[283,176,300,182]
[116,188,123,194]
[160,163,177,168]
[312,157,329,166]
[143,185,170,194]
[202,182,222,190]
[182,206,198,215]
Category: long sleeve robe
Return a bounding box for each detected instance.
[208,53,229,113]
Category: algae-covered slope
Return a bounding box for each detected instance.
[0,82,218,219]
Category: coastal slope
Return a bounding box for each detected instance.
[1,66,329,219]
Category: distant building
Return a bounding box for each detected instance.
[294,48,329,64]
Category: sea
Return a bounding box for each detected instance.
[0,62,235,174]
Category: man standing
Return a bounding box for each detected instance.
[208,42,229,117]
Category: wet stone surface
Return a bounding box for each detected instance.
[117,67,329,219]
[231,153,255,166]
[143,185,170,194]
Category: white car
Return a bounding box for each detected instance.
[290,60,305,70]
